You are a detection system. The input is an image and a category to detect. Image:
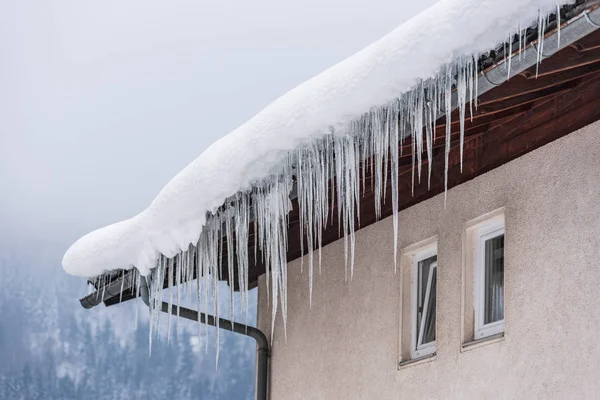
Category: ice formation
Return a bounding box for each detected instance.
[64,0,581,359]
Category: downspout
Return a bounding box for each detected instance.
[139,277,269,400]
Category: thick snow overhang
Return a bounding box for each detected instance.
[70,1,600,313]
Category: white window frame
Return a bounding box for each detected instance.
[473,219,505,340]
[411,245,437,359]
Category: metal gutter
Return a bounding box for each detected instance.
[139,277,270,400]
[473,3,600,104]
[79,271,136,309]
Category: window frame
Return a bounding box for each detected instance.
[473,219,505,340]
[410,245,437,359]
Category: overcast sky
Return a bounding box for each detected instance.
[0,0,438,246]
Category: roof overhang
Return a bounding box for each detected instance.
[83,1,600,308]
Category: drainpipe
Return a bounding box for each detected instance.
[139,277,269,400]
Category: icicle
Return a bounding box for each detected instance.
[468,56,474,122]
[415,83,424,184]
[507,34,513,80]
[329,134,336,231]
[556,4,561,48]
[101,276,107,302]
[234,192,250,327]
[213,224,221,367]
[373,109,384,220]
[535,10,546,77]
[308,147,315,306]
[176,253,181,336]
[195,240,203,352]
[410,119,415,197]
[518,22,523,61]
[134,271,140,332]
[425,100,433,188]
[347,135,357,280]
[225,207,235,324]
[167,256,173,344]
[119,269,125,304]
[523,24,528,61]
[399,102,406,156]
[474,53,479,110]
[382,108,390,206]
[390,99,399,273]
[541,12,547,62]
[503,40,507,71]
[302,146,315,307]
[120,6,571,359]
[444,64,452,207]
[457,59,467,173]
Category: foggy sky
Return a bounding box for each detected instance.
[0,0,438,246]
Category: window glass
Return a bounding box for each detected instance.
[484,235,504,324]
[417,256,437,347]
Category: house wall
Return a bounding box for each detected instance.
[257,120,600,400]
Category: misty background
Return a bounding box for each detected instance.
[0,1,436,398]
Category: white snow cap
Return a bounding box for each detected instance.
[63,0,572,277]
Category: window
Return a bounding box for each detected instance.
[474,219,505,340]
[412,252,437,358]
[400,237,437,365]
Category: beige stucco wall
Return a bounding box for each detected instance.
[257,120,600,400]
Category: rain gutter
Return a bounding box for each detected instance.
[138,276,270,400]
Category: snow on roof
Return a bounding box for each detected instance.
[63,0,572,279]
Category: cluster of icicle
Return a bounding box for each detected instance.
[141,55,480,357]
[134,7,563,361]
